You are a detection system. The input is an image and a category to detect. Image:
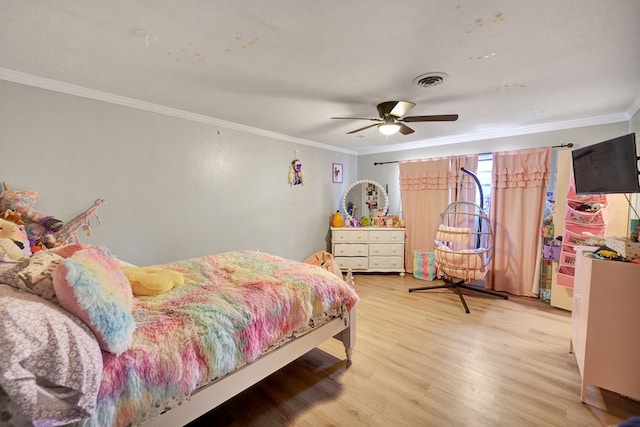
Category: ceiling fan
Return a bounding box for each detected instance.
[331,101,458,136]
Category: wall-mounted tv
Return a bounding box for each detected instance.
[572,132,640,194]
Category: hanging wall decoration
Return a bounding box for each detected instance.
[288,150,305,186]
[332,163,343,183]
[55,198,106,245]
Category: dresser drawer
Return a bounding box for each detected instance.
[369,243,404,257]
[369,256,404,269]
[333,244,369,257]
[369,229,404,243]
[333,229,369,243]
[335,257,369,270]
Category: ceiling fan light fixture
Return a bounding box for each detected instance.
[332,100,458,136]
[378,122,401,135]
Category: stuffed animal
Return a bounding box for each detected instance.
[0,183,63,249]
[2,209,24,226]
[1,209,31,256]
[120,266,185,296]
[0,217,28,261]
[303,251,343,279]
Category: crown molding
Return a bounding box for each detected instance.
[627,95,640,120]
[1,67,633,158]
[0,68,358,156]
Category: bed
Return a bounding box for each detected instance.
[0,247,358,427]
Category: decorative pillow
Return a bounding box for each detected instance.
[15,226,32,257]
[15,251,64,302]
[412,250,437,281]
[53,245,135,355]
[0,253,29,287]
[434,245,486,281]
[0,284,102,426]
[49,242,88,258]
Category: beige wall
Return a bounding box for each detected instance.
[629,109,640,220]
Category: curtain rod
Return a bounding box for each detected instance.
[373,143,574,166]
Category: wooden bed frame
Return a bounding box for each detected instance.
[142,271,357,427]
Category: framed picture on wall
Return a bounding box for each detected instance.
[332,163,343,183]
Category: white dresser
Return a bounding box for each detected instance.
[330,227,405,275]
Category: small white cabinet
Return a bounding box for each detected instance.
[570,252,640,409]
[331,227,405,274]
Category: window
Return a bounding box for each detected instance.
[476,154,493,213]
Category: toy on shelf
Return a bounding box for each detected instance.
[0,182,64,252]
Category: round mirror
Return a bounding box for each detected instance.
[341,179,389,223]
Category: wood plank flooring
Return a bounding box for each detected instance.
[188,274,640,427]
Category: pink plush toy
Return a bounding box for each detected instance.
[0,183,63,248]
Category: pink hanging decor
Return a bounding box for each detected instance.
[55,199,106,246]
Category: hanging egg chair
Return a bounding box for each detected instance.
[409,168,507,313]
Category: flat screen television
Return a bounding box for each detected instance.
[572,132,640,194]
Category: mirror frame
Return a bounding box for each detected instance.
[341,179,389,223]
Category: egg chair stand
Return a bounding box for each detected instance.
[409,276,507,314]
[409,168,508,314]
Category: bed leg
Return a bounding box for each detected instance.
[345,269,355,289]
[342,269,356,362]
[343,313,355,362]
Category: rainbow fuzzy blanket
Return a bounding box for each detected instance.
[80,250,359,427]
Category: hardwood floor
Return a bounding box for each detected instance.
[188,274,639,427]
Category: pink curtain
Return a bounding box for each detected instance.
[399,155,478,273]
[450,155,479,230]
[451,155,479,205]
[487,148,550,296]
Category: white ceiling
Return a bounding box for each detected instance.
[1,0,639,155]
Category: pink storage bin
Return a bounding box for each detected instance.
[560,251,576,266]
[563,229,593,246]
[556,265,575,288]
[566,184,608,203]
[565,205,607,225]
[561,242,576,254]
[567,198,608,211]
[563,224,606,245]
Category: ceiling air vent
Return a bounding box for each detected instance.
[413,72,448,88]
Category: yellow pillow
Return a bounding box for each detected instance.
[121,266,185,296]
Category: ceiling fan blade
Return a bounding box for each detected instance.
[402,114,459,122]
[346,123,379,134]
[376,101,415,118]
[399,124,415,135]
[331,117,380,121]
